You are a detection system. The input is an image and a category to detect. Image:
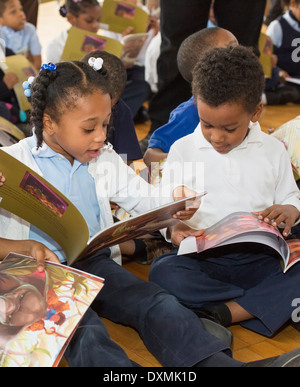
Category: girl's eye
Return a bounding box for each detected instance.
[83,128,95,134]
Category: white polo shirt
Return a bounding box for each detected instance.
[161,121,300,229]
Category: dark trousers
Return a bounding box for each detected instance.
[149,243,300,337]
[122,65,152,118]
[148,0,267,133]
[64,249,229,367]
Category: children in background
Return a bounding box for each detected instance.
[46,0,101,65]
[0,61,299,368]
[0,59,242,368]
[264,0,300,105]
[0,0,41,70]
[81,50,142,163]
[46,0,152,121]
[149,45,300,338]
[143,27,238,167]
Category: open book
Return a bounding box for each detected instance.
[0,149,204,265]
[178,212,300,273]
[271,115,300,179]
[0,55,37,112]
[0,253,104,367]
[61,26,148,69]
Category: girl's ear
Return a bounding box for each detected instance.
[251,102,263,123]
[66,13,77,26]
[42,113,55,135]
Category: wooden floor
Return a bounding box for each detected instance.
[37,1,300,368]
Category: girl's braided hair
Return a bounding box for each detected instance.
[28,61,110,149]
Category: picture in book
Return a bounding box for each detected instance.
[0,254,104,367]
[178,211,300,273]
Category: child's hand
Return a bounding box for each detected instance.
[168,222,205,247]
[252,204,300,237]
[0,172,5,186]
[122,26,134,36]
[26,240,61,272]
[172,185,202,220]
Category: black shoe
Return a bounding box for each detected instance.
[244,347,300,367]
[200,318,233,348]
[265,84,300,105]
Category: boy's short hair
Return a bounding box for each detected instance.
[0,0,9,17]
[177,27,237,84]
[81,50,127,101]
[192,45,265,113]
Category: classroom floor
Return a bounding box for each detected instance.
[37,1,300,367]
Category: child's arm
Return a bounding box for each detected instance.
[26,52,42,71]
[252,204,300,237]
[0,238,61,272]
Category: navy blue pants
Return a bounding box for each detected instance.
[149,243,300,337]
[64,249,229,367]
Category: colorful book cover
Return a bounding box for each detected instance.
[0,254,104,367]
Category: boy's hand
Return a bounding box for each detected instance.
[252,204,300,237]
[172,186,203,220]
[169,222,205,247]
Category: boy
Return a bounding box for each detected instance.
[143,27,238,167]
[0,0,41,70]
[150,45,300,338]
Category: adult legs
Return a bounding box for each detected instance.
[214,0,267,53]
[147,0,211,136]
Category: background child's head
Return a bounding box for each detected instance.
[59,0,101,33]
[29,61,111,149]
[192,45,265,115]
[287,0,300,20]
[0,0,26,31]
[81,50,127,105]
[177,27,238,84]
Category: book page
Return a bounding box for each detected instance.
[0,150,90,264]
[0,254,104,367]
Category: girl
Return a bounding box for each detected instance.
[0,59,235,367]
[46,0,101,64]
[149,45,300,338]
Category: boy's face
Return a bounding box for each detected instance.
[67,5,101,33]
[197,98,262,154]
[0,0,26,31]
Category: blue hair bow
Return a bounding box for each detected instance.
[41,63,57,71]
